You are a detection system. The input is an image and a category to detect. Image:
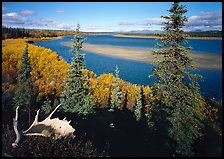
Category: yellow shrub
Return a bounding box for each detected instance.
[2,38,154,111]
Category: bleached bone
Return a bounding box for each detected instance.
[12,106,20,148]
[12,104,76,148]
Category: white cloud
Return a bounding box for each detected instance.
[187,12,222,31]
[185,11,222,31]
[141,18,165,26]
[20,9,34,15]
[56,23,75,30]
[2,12,26,25]
[118,18,165,32]
[118,21,137,26]
[2,10,222,32]
[2,12,75,30]
[117,18,165,32]
[85,24,104,30]
[118,11,222,32]
[188,11,222,26]
[81,22,165,32]
[56,10,64,13]
[26,18,75,30]
[118,18,164,27]
[83,24,123,32]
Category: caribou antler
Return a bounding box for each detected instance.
[12,104,76,148]
[23,104,61,134]
[12,106,20,148]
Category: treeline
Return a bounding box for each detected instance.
[187,31,222,37]
[2,26,74,39]
[116,31,222,37]
[3,26,222,40]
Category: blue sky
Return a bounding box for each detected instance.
[2,2,222,32]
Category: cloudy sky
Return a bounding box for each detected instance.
[2,2,222,32]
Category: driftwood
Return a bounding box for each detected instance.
[12,104,75,148]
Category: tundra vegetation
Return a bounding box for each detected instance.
[2,2,222,157]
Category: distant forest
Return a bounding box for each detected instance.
[185,31,222,37]
[2,26,74,39]
[2,25,222,40]
[122,31,222,37]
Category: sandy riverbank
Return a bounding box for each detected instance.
[62,42,222,71]
[49,36,64,40]
[114,34,222,40]
[29,36,64,42]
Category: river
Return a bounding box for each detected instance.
[34,35,222,101]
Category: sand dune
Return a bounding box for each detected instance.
[62,42,222,71]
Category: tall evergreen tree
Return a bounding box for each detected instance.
[134,86,143,122]
[60,24,95,116]
[151,2,206,156]
[109,66,122,111]
[13,43,34,125]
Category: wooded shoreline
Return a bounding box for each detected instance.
[113,34,222,40]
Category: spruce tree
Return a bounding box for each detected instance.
[60,24,95,116]
[151,2,206,156]
[109,66,122,111]
[134,86,143,122]
[13,43,34,125]
[41,98,51,114]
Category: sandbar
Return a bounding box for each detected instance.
[62,42,222,71]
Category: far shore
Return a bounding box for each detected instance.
[113,34,222,40]
[62,42,222,71]
[27,36,64,42]
[53,36,64,40]
[45,36,64,40]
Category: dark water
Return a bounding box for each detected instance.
[34,35,222,101]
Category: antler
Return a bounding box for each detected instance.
[23,109,40,134]
[12,106,21,148]
[12,104,75,147]
[24,104,61,133]
[44,104,61,121]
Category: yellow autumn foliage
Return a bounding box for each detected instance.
[2,38,154,111]
[2,38,70,98]
[89,73,115,108]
